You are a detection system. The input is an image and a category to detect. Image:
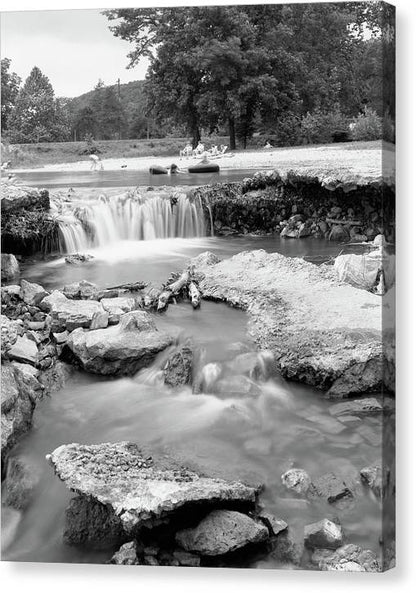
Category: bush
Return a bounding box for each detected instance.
[350,107,382,141]
[300,108,350,145]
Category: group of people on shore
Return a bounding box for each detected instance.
[179,142,228,159]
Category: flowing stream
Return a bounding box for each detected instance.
[2,189,383,567]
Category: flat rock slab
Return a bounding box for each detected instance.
[176,509,269,556]
[7,335,38,365]
[66,311,173,375]
[192,250,393,397]
[40,290,106,331]
[49,441,260,534]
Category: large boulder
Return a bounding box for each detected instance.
[40,290,107,331]
[191,250,393,397]
[20,279,49,306]
[1,254,20,281]
[175,510,269,556]
[66,311,173,376]
[48,441,261,539]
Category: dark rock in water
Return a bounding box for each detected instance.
[281,468,312,495]
[304,518,344,550]
[360,462,383,498]
[308,472,353,505]
[65,253,94,265]
[311,543,380,572]
[258,512,288,536]
[64,494,126,549]
[173,549,201,567]
[66,311,173,376]
[3,456,40,510]
[49,441,260,537]
[20,279,49,306]
[329,397,384,417]
[1,254,20,281]
[328,224,350,242]
[110,541,140,565]
[163,343,193,387]
[40,361,72,393]
[175,510,269,556]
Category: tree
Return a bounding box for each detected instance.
[8,66,63,143]
[1,58,21,133]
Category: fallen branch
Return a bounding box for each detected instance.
[167,270,190,295]
[188,281,201,309]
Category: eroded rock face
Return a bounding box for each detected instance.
[191,250,393,397]
[175,510,269,556]
[40,290,107,331]
[66,311,173,376]
[1,364,36,471]
[49,441,261,537]
[1,254,20,281]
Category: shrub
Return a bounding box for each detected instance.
[350,106,382,141]
[300,108,349,145]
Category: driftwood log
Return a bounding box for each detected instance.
[188,281,201,309]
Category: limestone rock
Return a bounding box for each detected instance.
[64,494,126,549]
[191,250,391,397]
[63,280,99,300]
[40,290,106,331]
[7,334,38,365]
[20,279,49,306]
[308,472,353,505]
[1,364,36,470]
[258,512,288,536]
[100,297,137,322]
[110,541,140,565]
[360,462,383,498]
[49,441,260,536]
[304,518,344,550]
[66,311,173,376]
[329,397,384,417]
[312,544,380,572]
[281,468,311,495]
[328,225,350,241]
[175,510,268,556]
[3,456,40,510]
[1,254,20,280]
[163,343,193,387]
[1,314,19,355]
[64,253,94,264]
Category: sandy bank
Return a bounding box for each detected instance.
[13,141,395,183]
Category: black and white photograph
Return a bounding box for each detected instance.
[1,0,397,576]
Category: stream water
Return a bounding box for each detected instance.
[2,184,383,567]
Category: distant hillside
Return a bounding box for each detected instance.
[67,80,155,140]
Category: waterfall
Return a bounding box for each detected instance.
[56,191,207,253]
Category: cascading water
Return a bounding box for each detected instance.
[56,191,209,253]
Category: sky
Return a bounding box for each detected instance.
[0,9,150,98]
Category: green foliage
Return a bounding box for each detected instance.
[350,106,382,141]
[1,58,21,133]
[8,66,70,143]
[1,209,60,254]
[300,108,349,145]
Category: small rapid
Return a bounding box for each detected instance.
[54,190,208,253]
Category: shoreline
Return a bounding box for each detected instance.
[11,141,394,182]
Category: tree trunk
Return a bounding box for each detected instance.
[191,126,201,149]
[228,117,236,150]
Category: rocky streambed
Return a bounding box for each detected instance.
[1,242,395,571]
